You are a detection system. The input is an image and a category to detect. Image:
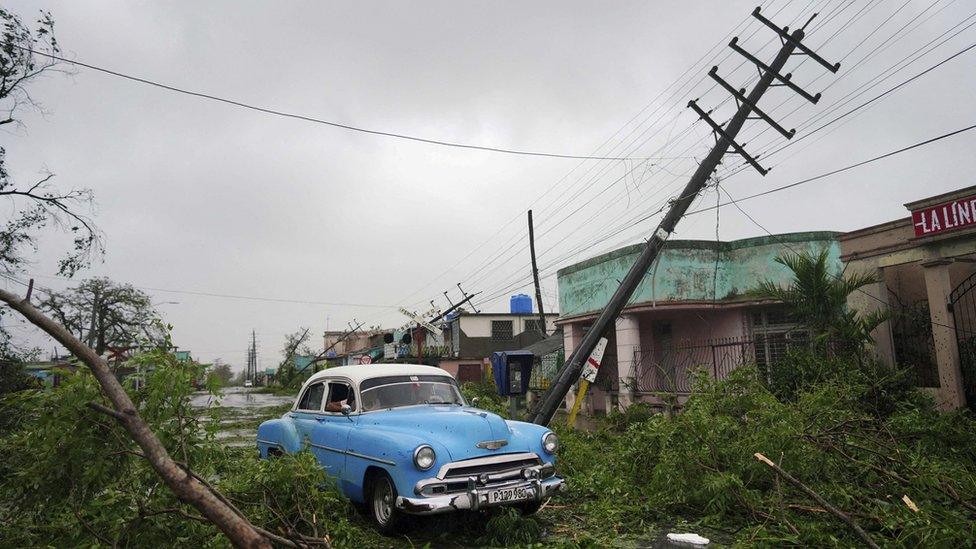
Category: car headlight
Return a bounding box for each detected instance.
[413,445,436,470]
[542,432,558,454]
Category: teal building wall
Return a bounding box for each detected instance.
[557,232,843,318]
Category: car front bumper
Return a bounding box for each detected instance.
[395,476,565,515]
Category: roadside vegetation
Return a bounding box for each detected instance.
[546,362,976,547]
[0,353,382,547]
[2,249,975,547]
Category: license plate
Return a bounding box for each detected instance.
[487,486,531,504]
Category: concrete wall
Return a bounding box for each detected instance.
[557,232,843,318]
[457,314,558,338]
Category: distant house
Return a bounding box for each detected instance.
[323,329,386,366]
[438,311,559,384]
[22,358,78,388]
[259,367,276,386]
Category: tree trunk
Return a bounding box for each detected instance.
[0,288,270,548]
[96,306,106,355]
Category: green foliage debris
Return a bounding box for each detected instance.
[547,358,976,547]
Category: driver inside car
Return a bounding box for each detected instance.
[324,383,353,412]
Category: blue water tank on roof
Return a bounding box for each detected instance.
[510,294,532,314]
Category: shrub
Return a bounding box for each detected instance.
[462,379,509,418]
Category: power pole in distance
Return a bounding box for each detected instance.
[249,330,258,382]
[528,210,548,337]
[531,8,838,425]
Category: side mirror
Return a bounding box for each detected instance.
[341,403,352,415]
[471,397,480,408]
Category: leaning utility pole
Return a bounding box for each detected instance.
[531,7,838,425]
[527,210,548,337]
[303,320,366,372]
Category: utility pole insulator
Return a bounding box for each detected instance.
[752,7,841,73]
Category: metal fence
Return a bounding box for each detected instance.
[634,336,757,393]
[890,297,939,387]
[529,352,561,390]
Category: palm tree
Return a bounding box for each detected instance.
[756,249,888,351]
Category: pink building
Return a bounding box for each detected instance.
[555,232,842,415]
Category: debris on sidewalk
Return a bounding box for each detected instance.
[666,532,710,545]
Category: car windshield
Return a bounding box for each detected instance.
[360,376,465,411]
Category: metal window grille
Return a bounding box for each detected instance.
[888,295,938,388]
[751,308,807,375]
[524,319,545,335]
[491,320,513,341]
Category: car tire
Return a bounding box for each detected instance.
[517,500,544,516]
[368,471,403,535]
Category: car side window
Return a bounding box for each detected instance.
[297,382,325,411]
[324,381,356,413]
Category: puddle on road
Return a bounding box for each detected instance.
[190,386,293,409]
[191,387,293,447]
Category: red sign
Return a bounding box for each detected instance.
[360,355,372,365]
[912,195,976,238]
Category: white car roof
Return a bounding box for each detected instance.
[304,363,454,386]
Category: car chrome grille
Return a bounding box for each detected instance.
[439,452,541,480]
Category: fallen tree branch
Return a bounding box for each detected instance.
[0,288,270,548]
[178,461,329,548]
[754,452,879,549]
[87,401,125,421]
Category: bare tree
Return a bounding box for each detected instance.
[40,277,165,355]
[0,9,102,365]
[0,8,102,277]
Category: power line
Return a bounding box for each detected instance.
[397,0,807,307]
[545,32,976,275]
[718,185,970,335]
[473,120,976,306]
[12,44,644,162]
[690,121,976,216]
[19,273,395,309]
[451,1,844,300]
[723,2,974,177]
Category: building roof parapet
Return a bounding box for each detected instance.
[556,231,842,278]
[555,297,781,324]
[905,185,976,211]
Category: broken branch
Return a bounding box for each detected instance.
[754,452,879,549]
[0,288,270,548]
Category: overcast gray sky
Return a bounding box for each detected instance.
[3,0,974,371]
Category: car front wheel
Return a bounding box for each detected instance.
[369,472,403,535]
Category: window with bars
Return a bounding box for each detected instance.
[491,320,514,341]
[524,319,545,335]
[751,307,806,371]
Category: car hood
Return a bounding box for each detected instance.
[355,405,529,461]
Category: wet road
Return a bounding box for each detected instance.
[191,386,293,446]
[190,385,293,409]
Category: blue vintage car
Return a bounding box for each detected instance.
[256,364,565,533]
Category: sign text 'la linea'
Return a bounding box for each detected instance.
[912,194,976,238]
